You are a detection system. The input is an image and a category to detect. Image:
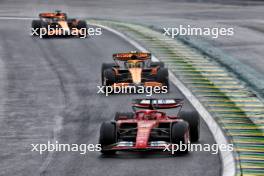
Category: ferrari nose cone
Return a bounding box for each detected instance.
[136,140,146,148]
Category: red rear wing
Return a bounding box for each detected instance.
[113,52,151,61]
[132,99,183,110]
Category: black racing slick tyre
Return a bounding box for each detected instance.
[179,111,200,142]
[76,20,87,38]
[101,63,116,85]
[157,68,169,91]
[99,122,117,155]
[76,20,87,29]
[115,112,134,121]
[103,69,116,86]
[31,20,42,36]
[150,62,164,68]
[67,18,75,24]
[171,121,189,155]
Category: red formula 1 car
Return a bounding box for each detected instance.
[99,99,200,155]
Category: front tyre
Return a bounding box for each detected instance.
[31,20,42,36]
[171,121,189,155]
[76,20,87,29]
[179,111,200,142]
[157,68,169,92]
[150,62,164,68]
[76,20,88,38]
[103,69,116,86]
[115,112,134,121]
[101,63,116,85]
[99,122,117,155]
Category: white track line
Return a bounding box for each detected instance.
[38,115,63,175]
[92,22,236,176]
[0,16,63,175]
[0,46,6,123]
[0,16,34,20]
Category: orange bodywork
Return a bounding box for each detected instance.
[37,12,86,37]
[47,21,70,35]
[127,60,144,84]
[39,12,66,19]
[128,68,142,84]
[58,21,69,30]
[113,52,151,61]
[144,82,163,87]
[111,59,163,87]
[108,52,165,87]
[112,82,162,87]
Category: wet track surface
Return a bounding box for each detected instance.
[1,0,264,77]
[1,0,264,175]
[0,19,220,176]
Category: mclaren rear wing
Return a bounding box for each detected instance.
[113,52,151,61]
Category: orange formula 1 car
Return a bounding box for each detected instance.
[31,10,88,38]
[101,51,169,90]
[99,99,200,155]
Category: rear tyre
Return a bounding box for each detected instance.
[31,20,42,36]
[179,111,200,142]
[99,122,117,155]
[101,63,116,85]
[103,69,116,86]
[171,121,189,155]
[42,29,50,39]
[76,20,87,29]
[157,68,169,92]
[76,20,87,38]
[67,18,75,24]
[39,23,50,39]
[150,62,164,68]
[115,112,134,121]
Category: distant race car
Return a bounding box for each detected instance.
[31,10,88,38]
[101,52,169,90]
[99,99,200,155]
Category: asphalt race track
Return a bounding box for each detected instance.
[0,18,221,176]
[2,0,264,175]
